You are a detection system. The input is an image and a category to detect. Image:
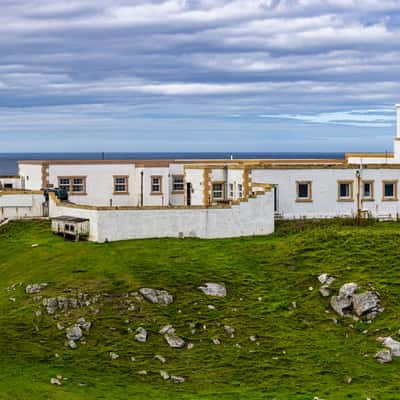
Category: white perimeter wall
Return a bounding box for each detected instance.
[49,191,274,242]
[0,193,44,220]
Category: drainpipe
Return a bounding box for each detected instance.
[356,169,361,223]
[224,164,228,201]
[140,171,144,207]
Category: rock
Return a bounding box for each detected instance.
[159,324,173,334]
[138,370,147,375]
[352,291,380,317]
[375,349,392,364]
[66,326,83,341]
[77,317,92,331]
[31,244,39,248]
[249,335,257,342]
[43,297,58,314]
[187,343,194,350]
[319,285,331,297]
[160,370,170,380]
[9,297,16,302]
[50,377,61,385]
[224,325,235,336]
[135,327,148,343]
[68,340,77,349]
[155,354,166,363]
[164,332,185,348]
[131,357,136,362]
[208,305,216,310]
[212,338,221,345]
[139,288,173,305]
[26,283,48,294]
[198,283,226,297]
[171,375,185,383]
[292,301,297,309]
[109,352,119,360]
[382,337,400,356]
[326,277,335,286]
[318,273,329,284]
[339,283,359,298]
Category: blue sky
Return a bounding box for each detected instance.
[1,0,400,152]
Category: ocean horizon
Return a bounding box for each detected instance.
[0,152,345,175]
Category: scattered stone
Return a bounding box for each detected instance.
[9,297,16,302]
[224,325,235,336]
[138,370,147,375]
[319,286,331,297]
[171,375,185,383]
[292,301,297,309]
[235,343,241,348]
[198,283,226,297]
[339,283,359,298]
[35,310,42,317]
[159,325,173,334]
[318,273,329,284]
[68,340,77,349]
[135,327,148,343]
[77,317,91,331]
[382,337,400,356]
[258,297,262,301]
[50,377,61,386]
[160,370,170,380]
[109,352,119,360]
[131,357,136,362]
[155,354,166,364]
[187,343,194,350]
[31,244,39,248]
[66,326,83,341]
[208,304,216,310]
[139,288,173,305]
[164,331,185,348]
[26,283,48,294]
[212,338,221,345]
[249,335,257,342]
[308,287,313,291]
[375,349,392,364]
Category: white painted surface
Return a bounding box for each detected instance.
[49,191,274,242]
[0,193,44,219]
[0,177,22,189]
[18,164,42,190]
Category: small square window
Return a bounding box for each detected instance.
[172,175,184,192]
[362,181,373,200]
[383,181,397,200]
[229,183,234,198]
[238,184,243,199]
[296,181,312,201]
[338,181,353,201]
[151,176,162,194]
[114,176,128,193]
[212,183,224,199]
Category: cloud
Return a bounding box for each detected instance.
[0,0,399,151]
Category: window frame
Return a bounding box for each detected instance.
[212,181,225,201]
[171,175,184,193]
[296,180,312,202]
[58,176,87,195]
[150,175,163,195]
[237,183,243,199]
[229,183,234,199]
[362,180,374,201]
[337,180,354,202]
[382,180,398,201]
[113,175,129,195]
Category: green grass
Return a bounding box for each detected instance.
[1,219,400,399]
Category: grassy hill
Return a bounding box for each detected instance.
[1,219,400,399]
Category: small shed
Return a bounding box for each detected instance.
[51,216,90,241]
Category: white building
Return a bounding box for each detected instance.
[2,104,400,239]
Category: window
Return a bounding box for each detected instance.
[238,184,243,199]
[362,181,374,200]
[212,183,224,200]
[296,181,312,202]
[58,177,86,194]
[4,183,13,189]
[172,175,184,192]
[382,180,398,201]
[114,176,128,194]
[151,176,162,194]
[229,183,234,198]
[337,181,353,201]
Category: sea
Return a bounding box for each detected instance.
[0,152,345,176]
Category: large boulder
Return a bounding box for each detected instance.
[139,288,173,305]
[198,283,226,297]
[352,291,380,317]
[375,349,392,364]
[330,294,352,316]
[382,337,400,357]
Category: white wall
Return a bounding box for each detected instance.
[252,167,400,219]
[0,193,44,220]
[49,190,274,242]
[0,177,22,189]
[18,164,42,190]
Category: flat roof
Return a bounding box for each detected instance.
[51,215,89,223]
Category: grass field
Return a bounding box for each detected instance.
[1,219,400,399]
